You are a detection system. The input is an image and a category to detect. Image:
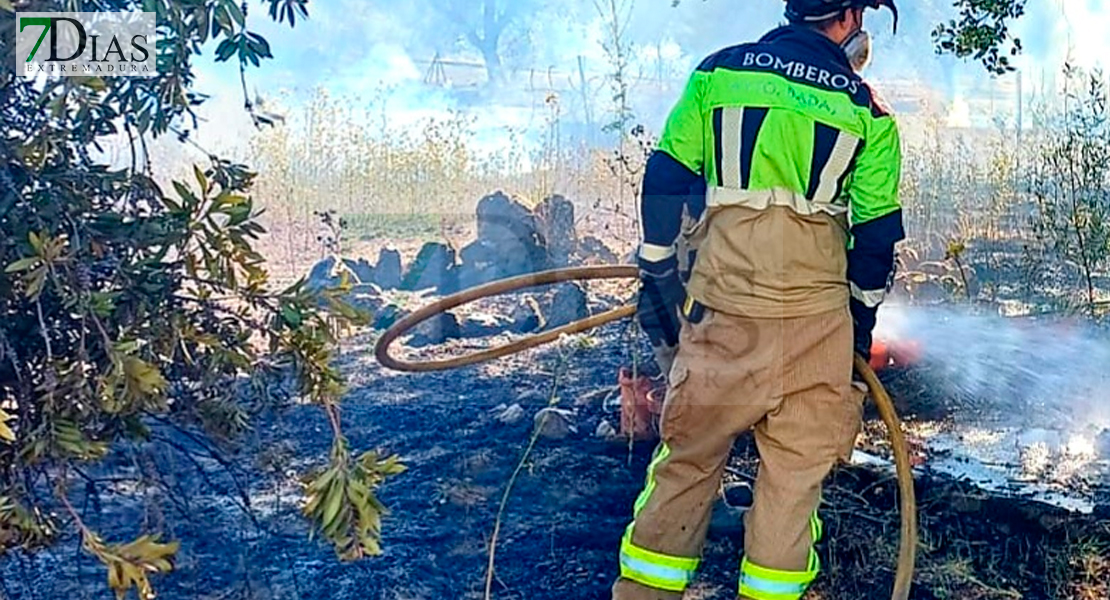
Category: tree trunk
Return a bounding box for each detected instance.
[478,38,503,85]
[476,0,507,85]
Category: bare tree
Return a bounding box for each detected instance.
[431,0,544,84]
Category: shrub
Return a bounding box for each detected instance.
[0,2,402,598]
[1029,65,1110,317]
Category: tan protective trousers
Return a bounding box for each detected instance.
[613,305,865,600]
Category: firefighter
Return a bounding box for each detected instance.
[615,1,904,599]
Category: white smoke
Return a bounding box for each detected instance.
[92,1,1110,179]
[877,304,1110,432]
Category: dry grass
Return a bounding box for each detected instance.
[712,420,1110,600]
[431,479,493,511]
[800,461,1110,600]
[240,99,1081,315]
[1045,537,1110,600]
[243,88,646,284]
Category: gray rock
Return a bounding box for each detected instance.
[350,283,382,295]
[460,312,508,338]
[709,482,753,535]
[454,254,503,290]
[334,259,363,285]
[516,389,547,405]
[576,236,619,265]
[374,247,403,290]
[306,256,338,292]
[533,407,577,440]
[916,261,952,278]
[407,312,461,348]
[595,419,617,439]
[545,283,588,330]
[342,258,375,284]
[496,404,526,425]
[476,191,537,249]
[509,297,543,334]
[401,242,457,293]
[536,195,577,268]
[373,304,409,330]
[345,283,384,315]
[459,192,550,288]
[909,280,950,304]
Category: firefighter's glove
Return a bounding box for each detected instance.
[637,254,686,349]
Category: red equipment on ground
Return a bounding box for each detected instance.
[869,337,923,372]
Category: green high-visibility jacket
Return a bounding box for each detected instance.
[639,24,904,328]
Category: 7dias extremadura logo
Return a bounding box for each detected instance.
[16,12,156,77]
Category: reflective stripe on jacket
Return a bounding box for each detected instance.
[640,25,905,318]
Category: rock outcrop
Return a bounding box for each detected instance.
[299,192,624,347]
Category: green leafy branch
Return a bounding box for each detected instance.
[932,0,1027,75]
[0,2,404,598]
[56,480,178,600]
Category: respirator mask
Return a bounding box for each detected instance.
[841,28,872,73]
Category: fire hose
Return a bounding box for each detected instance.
[374,265,917,600]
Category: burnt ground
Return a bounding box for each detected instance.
[2,323,1110,600]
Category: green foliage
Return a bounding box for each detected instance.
[84,533,180,600]
[0,1,400,598]
[0,493,57,551]
[932,0,1026,75]
[343,213,444,242]
[1029,65,1110,317]
[302,437,407,561]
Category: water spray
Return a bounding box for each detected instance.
[877,304,1110,432]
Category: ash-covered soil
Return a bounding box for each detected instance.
[3,324,1109,600]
